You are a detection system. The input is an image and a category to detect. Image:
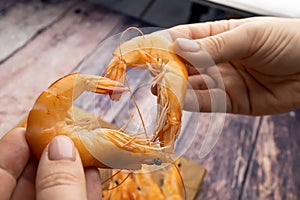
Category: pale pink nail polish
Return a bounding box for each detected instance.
[48,136,75,161]
[176,38,200,52]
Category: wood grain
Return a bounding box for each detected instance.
[179,113,262,200]
[0,0,75,62]
[241,112,300,200]
[0,2,135,136]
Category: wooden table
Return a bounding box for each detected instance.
[1,1,299,199]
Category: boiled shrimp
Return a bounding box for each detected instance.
[103,29,188,149]
[26,73,169,169]
[133,167,165,200]
[101,161,185,200]
[102,170,144,200]
[162,162,184,200]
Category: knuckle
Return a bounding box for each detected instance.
[205,35,226,62]
[208,35,226,52]
[37,171,80,191]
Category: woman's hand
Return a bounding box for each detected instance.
[168,17,300,115]
[0,128,102,200]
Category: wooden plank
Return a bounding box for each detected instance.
[178,113,261,199]
[241,112,300,200]
[0,2,135,136]
[0,0,75,62]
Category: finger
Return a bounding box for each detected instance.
[169,17,257,39]
[188,74,217,90]
[172,24,255,66]
[185,64,201,75]
[0,127,30,200]
[36,136,87,200]
[85,168,102,200]
[11,158,37,200]
[183,89,231,113]
[173,38,217,68]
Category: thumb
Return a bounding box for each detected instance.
[173,26,253,67]
[36,136,87,200]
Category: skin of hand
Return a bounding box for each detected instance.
[167,17,300,115]
[0,128,102,200]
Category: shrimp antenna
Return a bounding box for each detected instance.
[170,160,187,200]
[118,111,134,132]
[116,27,149,140]
[124,75,149,139]
[101,170,122,185]
[106,172,131,191]
[118,27,145,62]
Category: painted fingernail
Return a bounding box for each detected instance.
[48,136,75,161]
[176,38,200,52]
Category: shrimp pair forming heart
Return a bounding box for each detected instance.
[26,29,188,170]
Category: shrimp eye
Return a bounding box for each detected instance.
[153,158,162,166]
[177,162,182,168]
[137,186,141,191]
[114,180,119,185]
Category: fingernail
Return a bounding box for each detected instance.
[176,38,200,52]
[48,136,75,161]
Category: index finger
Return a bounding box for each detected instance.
[168,17,258,39]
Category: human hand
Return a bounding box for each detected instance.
[0,128,102,200]
[168,17,300,115]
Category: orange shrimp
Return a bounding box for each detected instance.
[103,30,188,150]
[161,162,184,200]
[102,162,185,200]
[102,170,144,200]
[26,73,169,169]
[133,166,165,200]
